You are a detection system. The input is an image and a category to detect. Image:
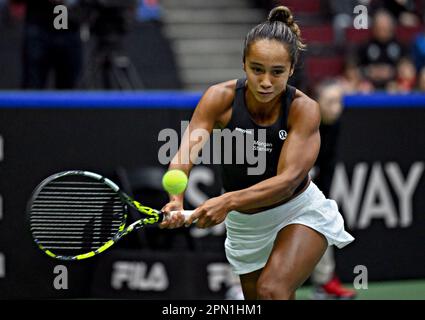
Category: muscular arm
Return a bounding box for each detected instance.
[167,81,234,202]
[226,94,321,212]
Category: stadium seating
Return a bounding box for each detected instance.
[306,56,345,83]
[395,25,424,44]
[302,25,335,44]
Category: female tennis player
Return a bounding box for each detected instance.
[160,6,354,300]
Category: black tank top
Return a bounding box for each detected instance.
[219,78,308,194]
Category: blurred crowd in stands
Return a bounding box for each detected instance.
[277,0,425,95]
[0,0,424,94]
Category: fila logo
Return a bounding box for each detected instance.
[111,261,169,291]
[279,130,287,140]
[207,263,240,292]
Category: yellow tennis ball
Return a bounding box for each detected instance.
[162,169,188,195]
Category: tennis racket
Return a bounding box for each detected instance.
[27,170,193,261]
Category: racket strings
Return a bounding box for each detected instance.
[30,176,125,256]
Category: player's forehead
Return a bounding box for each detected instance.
[246,39,291,67]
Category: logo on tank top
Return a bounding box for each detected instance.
[235,127,253,135]
[279,130,287,140]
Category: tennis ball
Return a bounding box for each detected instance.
[162,169,188,195]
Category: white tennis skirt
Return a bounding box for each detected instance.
[224,181,354,275]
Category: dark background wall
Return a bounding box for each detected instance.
[0,19,182,90]
[0,96,424,298]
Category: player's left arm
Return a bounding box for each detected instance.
[187,95,321,227]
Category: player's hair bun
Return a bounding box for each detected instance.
[268,6,294,26]
[268,6,305,50]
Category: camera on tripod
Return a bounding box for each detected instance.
[83,0,137,46]
[79,0,144,90]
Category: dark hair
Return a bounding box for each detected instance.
[243,6,306,67]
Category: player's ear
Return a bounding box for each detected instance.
[289,66,294,77]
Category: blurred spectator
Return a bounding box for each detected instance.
[310,80,357,300]
[387,56,417,92]
[417,66,425,91]
[12,0,83,89]
[357,9,405,89]
[411,26,425,72]
[372,0,421,27]
[1,0,25,25]
[337,59,374,93]
[313,81,345,194]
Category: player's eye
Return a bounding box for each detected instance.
[251,67,263,74]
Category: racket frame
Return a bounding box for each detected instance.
[28,170,164,261]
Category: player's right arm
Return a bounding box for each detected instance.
[160,81,235,227]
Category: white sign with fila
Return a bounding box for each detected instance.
[207,263,240,292]
[111,261,169,291]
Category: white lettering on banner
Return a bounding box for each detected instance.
[331,162,424,229]
[359,163,398,228]
[207,263,239,292]
[186,167,226,238]
[385,162,424,227]
[0,253,5,278]
[111,261,168,291]
[185,167,214,207]
[330,163,368,228]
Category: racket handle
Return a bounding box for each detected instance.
[167,210,196,223]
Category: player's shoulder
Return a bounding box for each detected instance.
[288,88,320,128]
[291,88,319,109]
[196,80,237,118]
[291,88,320,115]
[203,79,237,104]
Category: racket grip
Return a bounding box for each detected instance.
[167,210,196,223]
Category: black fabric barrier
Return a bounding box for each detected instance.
[332,108,425,282]
[0,107,424,298]
[90,249,236,299]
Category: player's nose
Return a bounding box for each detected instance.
[260,75,272,89]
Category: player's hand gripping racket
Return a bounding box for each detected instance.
[27,170,193,261]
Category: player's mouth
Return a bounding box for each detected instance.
[258,91,273,97]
